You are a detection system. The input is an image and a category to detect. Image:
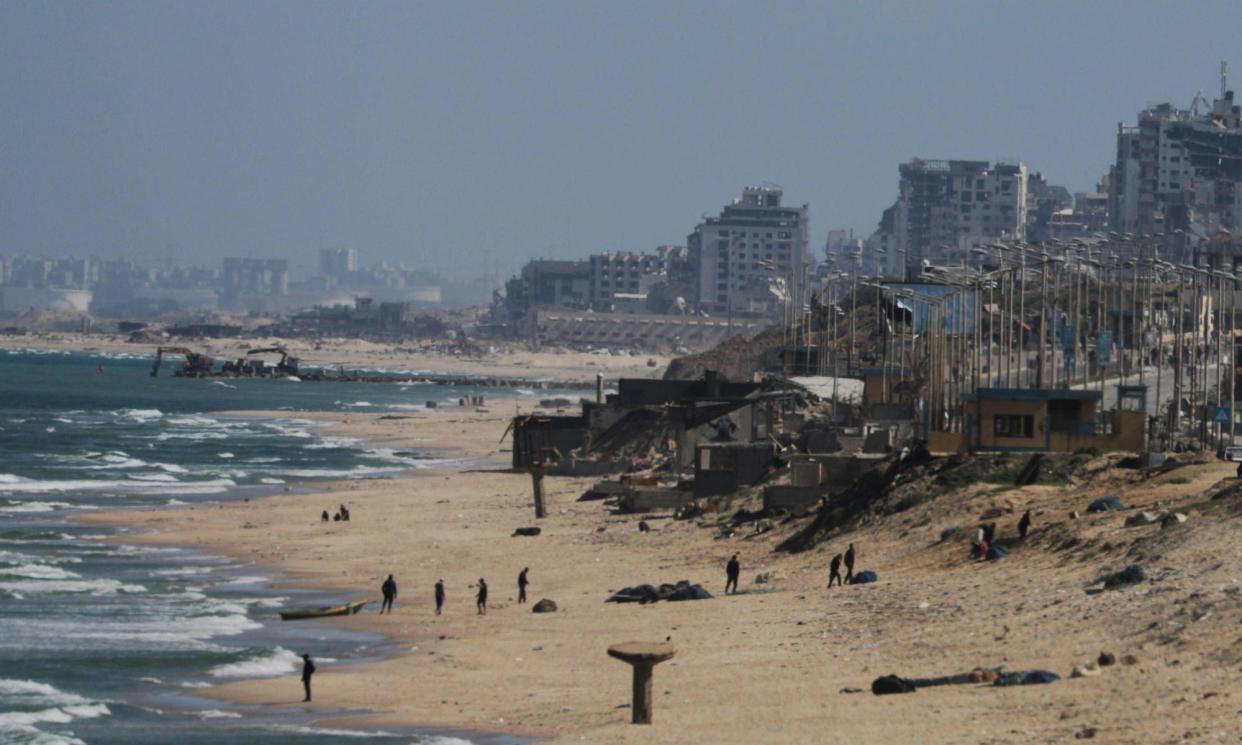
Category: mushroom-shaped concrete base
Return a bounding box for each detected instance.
[607,642,676,724]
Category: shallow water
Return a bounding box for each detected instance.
[0,350,537,744]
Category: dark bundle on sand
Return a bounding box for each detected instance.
[606,580,712,604]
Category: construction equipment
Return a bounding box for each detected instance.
[242,346,300,377]
[150,347,215,377]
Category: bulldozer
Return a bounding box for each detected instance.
[150,347,215,377]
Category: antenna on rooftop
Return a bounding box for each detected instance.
[1222,60,1229,99]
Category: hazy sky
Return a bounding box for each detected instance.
[2,1,1239,279]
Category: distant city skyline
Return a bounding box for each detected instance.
[1,1,1239,278]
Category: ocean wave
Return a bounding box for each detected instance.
[115,408,163,422]
[0,564,80,580]
[0,702,110,728]
[0,679,91,707]
[209,647,300,678]
[0,502,75,514]
[265,724,399,738]
[197,709,242,719]
[0,578,146,596]
[0,476,236,495]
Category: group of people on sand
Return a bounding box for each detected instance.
[971,509,1032,560]
[375,568,532,617]
[723,544,861,593]
[299,567,532,703]
[320,504,351,522]
[827,543,856,587]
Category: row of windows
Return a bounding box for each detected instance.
[716,230,793,240]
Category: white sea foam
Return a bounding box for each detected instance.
[218,452,234,459]
[265,724,399,738]
[0,679,90,707]
[209,647,300,678]
[197,709,242,719]
[0,476,236,495]
[128,473,179,482]
[117,408,163,421]
[258,478,284,485]
[0,502,74,514]
[0,578,146,596]
[0,564,80,580]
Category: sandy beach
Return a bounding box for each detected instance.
[79,401,1242,744]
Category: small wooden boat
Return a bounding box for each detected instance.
[279,599,369,621]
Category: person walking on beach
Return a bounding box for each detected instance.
[828,553,844,588]
[725,553,740,595]
[476,578,488,615]
[517,568,529,604]
[844,544,856,584]
[435,579,445,615]
[1017,510,1032,541]
[380,574,397,614]
[301,653,316,702]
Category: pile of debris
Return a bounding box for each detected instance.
[606,580,712,604]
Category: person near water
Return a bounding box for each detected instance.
[844,544,856,584]
[321,510,330,522]
[517,568,529,604]
[339,504,350,521]
[1018,510,1032,540]
[725,553,740,595]
[476,578,488,615]
[301,653,316,702]
[435,579,445,615]
[381,574,397,614]
[828,553,844,587]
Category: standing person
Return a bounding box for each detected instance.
[300,654,316,703]
[476,578,488,615]
[380,574,397,614]
[844,544,856,584]
[725,553,740,595]
[1017,510,1032,540]
[434,579,445,615]
[828,553,844,588]
[517,568,529,604]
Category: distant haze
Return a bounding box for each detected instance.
[1,0,1237,278]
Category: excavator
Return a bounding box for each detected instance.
[150,347,215,377]
[239,346,300,377]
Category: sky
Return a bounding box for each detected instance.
[2,0,1240,280]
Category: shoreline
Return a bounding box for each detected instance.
[76,408,533,743]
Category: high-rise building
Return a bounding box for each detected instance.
[687,186,810,317]
[319,247,359,284]
[1110,90,1242,236]
[871,160,1029,276]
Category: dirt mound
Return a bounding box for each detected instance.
[778,451,1097,553]
[664,326,783,381]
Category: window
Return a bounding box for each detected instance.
[994,414,1034,438]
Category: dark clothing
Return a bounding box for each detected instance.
[517,570,528,604]
[301,656,316,702]
[844,546,855,584]
[434,581,445,615]
[725,557,740,595]
[982,523,996,544]
[828,554,843,588]
[320,510,330,522]
[381,576,397,614]
[1017,511,1031,540]
[476,580,488,615]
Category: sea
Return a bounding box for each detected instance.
[0,347,547,745]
